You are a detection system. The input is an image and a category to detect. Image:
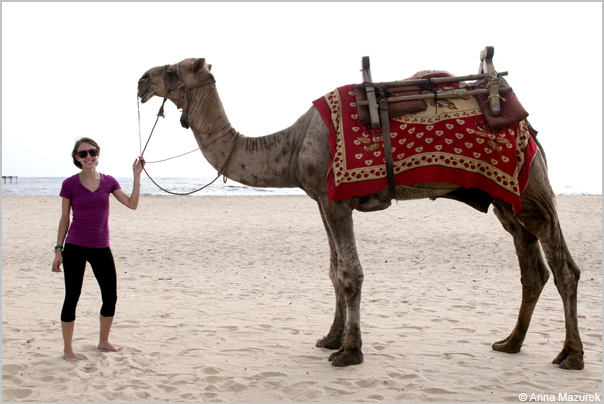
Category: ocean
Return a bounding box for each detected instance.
[0,177,306,197]
[1,176,600,197]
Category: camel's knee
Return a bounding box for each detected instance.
[552,270,579,293]
[569,260,581,282]
[521,264,549,292]
[493,202,522,236]
[556,258,581,287]
[328,266,338,286]
[541,234,581,287]
[521,244,550,285]
[564,243,581,282]
[337,265,364,295]
[493,200,548,241]
[514,208,553,239]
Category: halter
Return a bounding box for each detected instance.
[137,63,236,196]
[168,62,217,129]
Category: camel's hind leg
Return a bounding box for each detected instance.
[541,231,584,370]
[535,219,584,369]
[494,150,584,369]
[491,199,550,353]
[315,203,347,350]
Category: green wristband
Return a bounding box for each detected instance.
[54,245,63,252]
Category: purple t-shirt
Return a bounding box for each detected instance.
[60,173,121,248]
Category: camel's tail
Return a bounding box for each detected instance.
[534,136,547,170]
[531,131,556,205]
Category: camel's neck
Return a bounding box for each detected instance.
[186,85,301,188]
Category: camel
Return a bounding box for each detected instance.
[137,58,584,370]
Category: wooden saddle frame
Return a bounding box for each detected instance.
[355,46,511,199]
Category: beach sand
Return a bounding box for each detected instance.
[2,194,602,402]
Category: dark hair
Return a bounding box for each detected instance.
[72,137,101,169]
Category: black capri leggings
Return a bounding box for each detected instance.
[61,243,118,322]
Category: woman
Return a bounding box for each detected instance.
[52,137,145,362]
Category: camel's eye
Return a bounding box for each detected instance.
[166,70,177,78]
[140,72,149,81]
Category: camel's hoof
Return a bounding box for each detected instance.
[329,348,364,367]
[492,337,521,354]
[553,350,584,370]
[316,336,342,350]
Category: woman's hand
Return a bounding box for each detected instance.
[133,156,146,176]
[52,251,63,272]
[112,156,146,210]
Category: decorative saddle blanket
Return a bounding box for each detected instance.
[312,71,538,214]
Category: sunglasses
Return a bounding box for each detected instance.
[77,149,99,158]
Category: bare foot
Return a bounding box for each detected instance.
[97,342,122,352]
[63,351,81,362]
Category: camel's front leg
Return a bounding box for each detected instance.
[317,199,364,367]
[316,203,347,350]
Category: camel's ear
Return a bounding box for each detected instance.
[208,64,212,71]
[192,58,206,74]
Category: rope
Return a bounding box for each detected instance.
[487,92,506,103]
[137,72,235,196]
[142,166,221,196]
[137,95,142,155]
[145,148,201,164]
[486,74,502,88]
[485,73,506,103]
[141,97,167,157]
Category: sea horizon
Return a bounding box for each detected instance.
[1,176,601,197]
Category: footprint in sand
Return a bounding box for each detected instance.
[2,389,34,400]
[218,325,238,332]
[355,378,383,388]
[398,373,421,380]
[283,327,300,335]
[442,352,475,359]
[202,366,221,375]
[135,391,151,400]
[222,380,248,393]
[430,318,459,324]
[204,375,223,384]
[157,384,178,393]
[421,387,456,395]
[179,393,195,400]
[2,364,26,374]
[254,371,287,379]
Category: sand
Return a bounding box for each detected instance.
[2,194,602,402]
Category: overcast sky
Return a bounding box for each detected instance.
[2,2,602,193]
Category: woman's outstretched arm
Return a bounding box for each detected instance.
[113,156,145,210]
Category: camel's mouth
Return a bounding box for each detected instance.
[138,65,169,103]
[137,84,154,104]
[138,92,151,104]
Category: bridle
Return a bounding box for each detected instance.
[138,63,237,196]
[167,63,217,129]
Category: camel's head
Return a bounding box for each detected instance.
[137,65,169,104]
[137,58,214,108]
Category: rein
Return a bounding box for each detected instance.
[138,71,236,196]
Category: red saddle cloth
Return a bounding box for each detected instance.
[312,74,538,214]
